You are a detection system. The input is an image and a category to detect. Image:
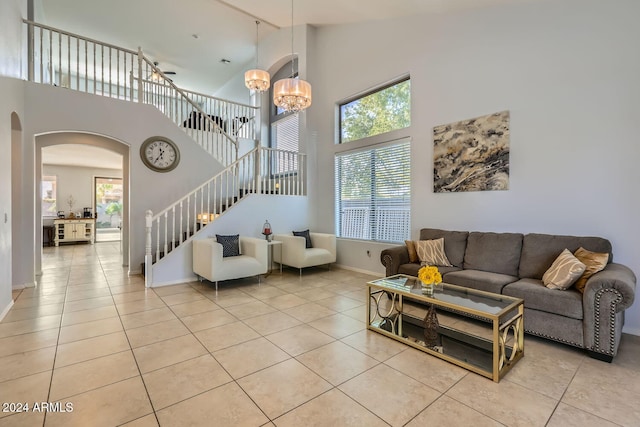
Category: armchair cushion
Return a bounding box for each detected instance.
[216,234,240,257]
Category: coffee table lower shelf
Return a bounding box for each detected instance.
[367,277,524,382]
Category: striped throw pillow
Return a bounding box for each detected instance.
[542,248,586,290]
[415,238,452,267]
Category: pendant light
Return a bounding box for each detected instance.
[245,20,270,92]
[273,0,312,112]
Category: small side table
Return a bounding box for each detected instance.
[266,240,282,276]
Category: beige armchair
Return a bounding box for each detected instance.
[272,232,336,275]
[193,236,268,291]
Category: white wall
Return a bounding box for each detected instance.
[0,77,25,318]
[309,0,640,334]
[0,0,26,78]
[20,82,226,275]
[43,164,123,218]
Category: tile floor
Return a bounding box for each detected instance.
[1,243,639,426]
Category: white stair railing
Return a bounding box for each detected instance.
[144,146,307,286]
[23,19,253,166]
[182,88,258,141]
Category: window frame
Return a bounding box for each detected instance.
[338,75,411,145]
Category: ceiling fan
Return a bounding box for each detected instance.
[150,61,176,82]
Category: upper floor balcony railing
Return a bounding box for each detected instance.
[23,19,259,166]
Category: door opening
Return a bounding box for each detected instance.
[95,177,123,243]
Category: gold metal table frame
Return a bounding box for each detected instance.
[367,274,524,382]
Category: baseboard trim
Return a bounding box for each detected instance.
[148,275,198,288]
[334,264,384,278]
[12,281,35,290]
[0,300,14,322]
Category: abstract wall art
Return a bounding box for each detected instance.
[433,110,510,193]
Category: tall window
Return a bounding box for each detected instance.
[41,175,57,217]
[335,141,411,242]
[335,77,411,243]
[340,78,411,144]
[270,59,299,175]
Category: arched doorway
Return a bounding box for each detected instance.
[35,132,130,274]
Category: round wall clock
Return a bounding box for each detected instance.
[140,136,180,172]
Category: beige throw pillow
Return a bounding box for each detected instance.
[573,247,609,293]
[405,240,419,263]
[415,238,452,267]
[542,249,586,290]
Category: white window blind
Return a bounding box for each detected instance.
[335,141,411,242]
[271,113,299,174]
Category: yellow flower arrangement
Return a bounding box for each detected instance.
[418,265,442,285]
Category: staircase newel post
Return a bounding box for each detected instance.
[145,210,153,287]
[137,47,143,103]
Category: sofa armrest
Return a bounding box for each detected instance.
[582,262,636,358]
[583,263,636,311]
[380,245,410,277]
[309,233,337,261]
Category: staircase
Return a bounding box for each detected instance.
[23,19,308,287]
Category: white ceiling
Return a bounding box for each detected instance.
[40,0,531,96]
[42,144,123,170]
[38,0,531,170]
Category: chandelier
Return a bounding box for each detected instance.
[245,21,270,92]
[273,0,312,113]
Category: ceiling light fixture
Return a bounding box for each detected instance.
[273,0,312,113]
[245,20,270,93]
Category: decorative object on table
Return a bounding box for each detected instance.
[140,136,180,172]
[433,110,510,193]
[423,303,440,349]
[57,211,65,219]
[262,220,272,241]
[418,265,442,296]
[67,194,75,213]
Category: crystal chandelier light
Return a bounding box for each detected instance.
[273,0,312,113]
[245,21,270,92]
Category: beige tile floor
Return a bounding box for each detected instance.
[1,243,639,426]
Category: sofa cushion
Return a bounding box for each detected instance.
[463,232,523,276]
[415,238,452,267]
[542,249,586,290]
[503,278,583,320]
[443,269,518,294]
[573,247,609,293]
[405,240,419,263]
[419,228,469,268]
[518,233,612,280]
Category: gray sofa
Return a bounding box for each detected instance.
[380,228,637,362]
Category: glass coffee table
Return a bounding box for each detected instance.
[367,274,524,382]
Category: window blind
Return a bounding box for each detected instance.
[335,141,411,242]
[271,113,299,174]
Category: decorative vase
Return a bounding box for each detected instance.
[423,304,440,348]
[421,282,434,296]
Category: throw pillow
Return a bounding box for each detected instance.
[415,238,452,267]
[216,234,240,257]
[573,247,609,293]
[542,248,586,290]
[293,229,313,248]
[405,240,418,263]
